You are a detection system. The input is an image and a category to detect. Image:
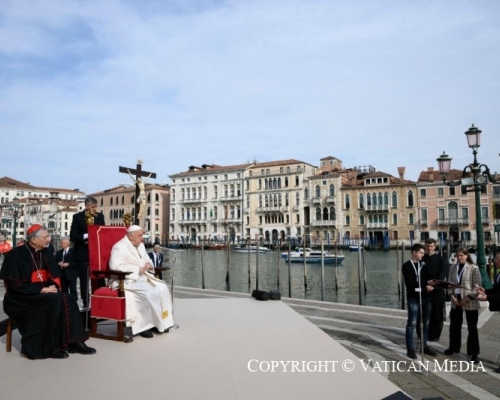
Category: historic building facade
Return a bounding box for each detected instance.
[168,163,250,243]
[245,159,318,242]
[340,166,418,246]
[0,176,85,241]
[306,156,343,243]
[416,167,497,245]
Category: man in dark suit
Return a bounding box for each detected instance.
[70,196,105,309]
[55,237,78,297]
[148,244,164,268]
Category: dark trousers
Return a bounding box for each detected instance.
[428,300,445,340]
[449,306,479,356]
[77,261,89,308]
[61,276,78,298]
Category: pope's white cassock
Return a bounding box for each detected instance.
[109,235,174,335]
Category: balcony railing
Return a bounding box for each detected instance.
[180,198,203,204]
[311,220,336,227]
[311,198,321,205]
[365,205,389,212]
[256,206,282,213]
[293,205,301,211]
[366,222,388,229]
[437,218,469,226]
[220,195,242,202]
[482,217,490,224]
[419,219,428,226]
[326,196,335,203]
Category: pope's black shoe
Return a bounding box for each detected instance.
[50,350,69,359]
[139,329,154,338]
[68,341,97,355]
[151,327,164,335]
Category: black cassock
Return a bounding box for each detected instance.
[0,244,88,359]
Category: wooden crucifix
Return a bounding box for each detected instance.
[119,159,157,225]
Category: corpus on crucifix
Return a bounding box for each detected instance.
[119,160,157,225]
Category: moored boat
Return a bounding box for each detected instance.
[234,245,271,253]
[283,249,345,264]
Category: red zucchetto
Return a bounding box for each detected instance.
[27,224,44,235]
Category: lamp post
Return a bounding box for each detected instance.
[11,197,21,246]
[436,124,498,289]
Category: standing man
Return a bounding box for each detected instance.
[402,243,436,359]
[55,237,78,297]
[418,238,447,342]
[148,244,164,268]
[70,196,105,309]
[477,253,500,372]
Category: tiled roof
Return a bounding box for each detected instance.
[0,176,84,194]
[89,184,169,196]
[0,176,35,189]
[250,159,310,169]
[418,168,464,183]
[169,163,252,178]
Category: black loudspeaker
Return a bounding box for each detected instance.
[269,290,281,300]
[252,290,270,301]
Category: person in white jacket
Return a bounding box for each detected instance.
[109,225,174,338]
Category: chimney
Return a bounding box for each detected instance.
[397,167,405,180]
[427,167,434,182]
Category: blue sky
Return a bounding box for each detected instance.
[1,0,499,194]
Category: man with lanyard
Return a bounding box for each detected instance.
[402,243,437,359]
[0,224,96,359]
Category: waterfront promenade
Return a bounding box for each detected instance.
[2,282,500,399]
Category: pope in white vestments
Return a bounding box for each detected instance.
[109,225,174,337]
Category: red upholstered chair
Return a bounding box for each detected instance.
[88,225,133,343]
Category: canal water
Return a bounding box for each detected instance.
[161,247,408,309]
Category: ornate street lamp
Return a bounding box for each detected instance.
[12,197,21,246]
[436,124,498,289]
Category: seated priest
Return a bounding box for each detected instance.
[0,224,96,359]
[109,225,174,338]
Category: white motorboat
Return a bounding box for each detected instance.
[234,245,271,253]
[283,249,345,264]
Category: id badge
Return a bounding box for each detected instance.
[454,288,461,294]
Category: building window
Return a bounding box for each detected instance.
[359,193,364,209]
[393,213,397,225]
[330,207,335,220]
[437,187,444,196]
[420,188,426,197]
[329,184,335,197]
[392,191,397,208]
[296,192,300,206]
[345,194,350,210]
[409,213,414,224]
[407,190,414,207]
[360,215,365,225]
[316,207,321,221]
[315,185,320,198]
[449,187,455,196]
[304,188,308,200]
[346,215,350,226]
[462,207,468,219]
[481,206,489,219]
